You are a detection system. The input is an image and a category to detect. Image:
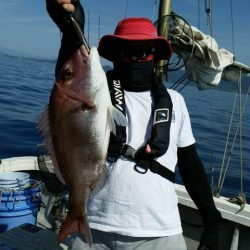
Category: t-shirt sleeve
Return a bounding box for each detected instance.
[177,95,196,148]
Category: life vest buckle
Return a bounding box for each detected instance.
[134,163,148,174]
[121,144,136,161]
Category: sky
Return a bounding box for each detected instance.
[0,0,249,66]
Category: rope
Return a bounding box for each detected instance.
[170,73,189,90]
[239,70,243,196]
[216,70,250,208]
[230,0,235,55]
[205,0,213,35]
[216,86,238,196]
[197,0,200,29]
[169,73,191,92]
[152,0,158,20]
[204,0,216,187]
[209,88,215,190]
[214,1,247,208]
[177,80,191,92]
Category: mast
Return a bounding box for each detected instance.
[156,0,172,79]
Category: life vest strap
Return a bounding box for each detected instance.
[118,144,175,183]
[106,70,175,183]
[135,159,176,183]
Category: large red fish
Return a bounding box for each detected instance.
[38,45,126,245]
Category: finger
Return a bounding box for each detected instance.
[57,0,71,4]
[145,144,152,154]
[62,3,75,12]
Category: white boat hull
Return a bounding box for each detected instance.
[176,184,250,249]
[1,156,250,249]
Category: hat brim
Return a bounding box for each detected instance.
[98,34,172,62]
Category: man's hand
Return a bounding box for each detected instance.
[46,0,84,33]
[198,223,222,250]
[53,0,75,13]
[45,0,85,75]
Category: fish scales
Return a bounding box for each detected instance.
[38,46,126,246]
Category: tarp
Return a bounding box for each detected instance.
[171,19,249,89]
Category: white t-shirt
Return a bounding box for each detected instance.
[88,89,195,237]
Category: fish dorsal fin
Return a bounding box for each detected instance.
[37,106,66,184]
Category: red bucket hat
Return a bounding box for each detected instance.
[98,17,172,62]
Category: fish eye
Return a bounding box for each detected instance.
[63,69,73,80]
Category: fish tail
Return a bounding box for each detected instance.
[57,213,92,246]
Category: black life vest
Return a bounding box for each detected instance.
[107,70,175,183]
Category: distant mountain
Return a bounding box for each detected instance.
[0,46,33,57]
[0,46,55,61]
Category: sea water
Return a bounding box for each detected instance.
[0,53,249,202]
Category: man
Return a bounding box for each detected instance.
[46,1,222,249]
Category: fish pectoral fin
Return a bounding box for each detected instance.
[108,106,127,135]
[91,163,109,197]
[58,213,92,246]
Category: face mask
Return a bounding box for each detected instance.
[113,60,155,92]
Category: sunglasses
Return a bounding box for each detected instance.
[114,44,155,60]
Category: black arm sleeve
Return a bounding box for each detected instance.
[177,143,222,227]
[46,0,85,76]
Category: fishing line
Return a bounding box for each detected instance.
[69,14,90,53]
[87,11,90,44]
[124,0,130,18]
